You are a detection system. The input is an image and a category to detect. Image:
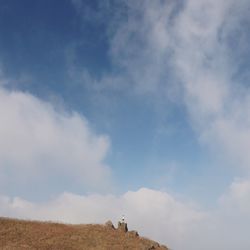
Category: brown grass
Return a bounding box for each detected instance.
[0,217,168,250]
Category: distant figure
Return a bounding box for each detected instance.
[122,215,125,223]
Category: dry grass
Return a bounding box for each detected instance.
[0,217,168,250]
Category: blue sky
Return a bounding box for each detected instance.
[0,0,211,196]
[1,0,250,249]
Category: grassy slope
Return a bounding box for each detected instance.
[0,217,168,250]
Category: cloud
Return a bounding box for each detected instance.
[0,188,205,250]
[3,1,247,249]
[219,179,250,214]
[79,0,250,171]
[169,0,250,170]
[0,87,111,195]
[69,0,250,172]
[2,182,250,250]
[194,179,250,250]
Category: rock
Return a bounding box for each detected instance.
[129,230,139,237]
[148,242,160,249]
[160,245,168,249]
[117,221,128,232]
[105,220,114,229]
[126,230,139,238]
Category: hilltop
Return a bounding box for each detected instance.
[0,217,168,250]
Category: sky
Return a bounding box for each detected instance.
[0,0,250,249]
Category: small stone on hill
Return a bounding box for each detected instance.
[128,230,139,237]
[148,242,160,249]
[117,221,128,232]
[105,220,114,229]
[160,245,168,250]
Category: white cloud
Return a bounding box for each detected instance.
[26,1,250,249]
[195,179,250,250]
[173,0,250,171]
[0,188,205,250]
[170,0,250,170]
[98,0,250,171]
[69,0,250,171]
[2,183,250,250]
[219,179,250,214]
[0,87,111,193]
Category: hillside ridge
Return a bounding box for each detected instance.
[0,217,168,250]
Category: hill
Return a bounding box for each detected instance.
[0,217,168,250]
